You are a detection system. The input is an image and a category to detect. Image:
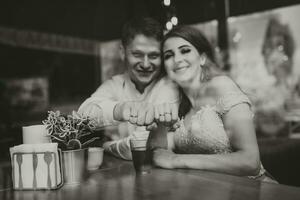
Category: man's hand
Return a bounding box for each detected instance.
[113,101,179,131]
[113,101,155,126]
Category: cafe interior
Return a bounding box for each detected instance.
[1,0,300,197]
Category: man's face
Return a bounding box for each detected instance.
[123,34,162,91]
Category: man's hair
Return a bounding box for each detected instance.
[121,17,164,47]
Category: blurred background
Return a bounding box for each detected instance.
[1,0,300,186]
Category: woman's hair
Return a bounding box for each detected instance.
[163,25,222,118]
[163,25,216,63]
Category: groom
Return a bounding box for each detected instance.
[78,17,179,160]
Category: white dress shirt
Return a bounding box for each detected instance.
[78,72,179,160]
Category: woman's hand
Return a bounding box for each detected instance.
[153,148,178,169]
[154,103,178,126]
[146,103,180,131]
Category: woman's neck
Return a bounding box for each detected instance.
[183,80,207,109]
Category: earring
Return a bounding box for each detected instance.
[200,56,206,66]
[200,65,210,82]
[200,66,206,82]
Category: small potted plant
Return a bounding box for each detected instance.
[42,110,100,184]
[42,110,100,150]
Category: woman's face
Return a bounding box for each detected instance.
[163,37,203,87]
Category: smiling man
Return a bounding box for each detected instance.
[78,17,179,160]
[124,34,161,93]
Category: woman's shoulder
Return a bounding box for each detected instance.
[206,76,251,115]
[208,75,242,98]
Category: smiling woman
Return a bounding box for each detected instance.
[150,25,277,183]
[163,27,222,90]
[163,37,204,87]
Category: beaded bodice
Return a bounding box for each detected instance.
[173,92,266,178]
[174,93,251,154]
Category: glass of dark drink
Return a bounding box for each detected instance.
[130,130,151,175]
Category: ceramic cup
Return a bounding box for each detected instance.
[22,124,50,144]
[87,147,104,171]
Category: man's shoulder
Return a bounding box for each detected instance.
[155,76,178,88]
[101,73,126,86]
[92,74,126,94]
[150,76,179,103]
[109,73,127,82]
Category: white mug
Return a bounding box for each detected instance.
[22,124,50,144]
[87,147,104,170]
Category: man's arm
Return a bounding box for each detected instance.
[78,79,119,127]
[78,78,157,128]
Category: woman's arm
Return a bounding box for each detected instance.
[148,123,175,151]
[153,76,261,176]
[156,104,260,176]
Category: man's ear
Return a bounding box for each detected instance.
[119,44,125,61]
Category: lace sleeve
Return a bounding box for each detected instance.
[103,137,132,160]
[216,93,252,116]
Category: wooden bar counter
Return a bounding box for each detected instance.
[1,154,300,200]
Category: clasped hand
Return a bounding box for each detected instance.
[113,101,179,130]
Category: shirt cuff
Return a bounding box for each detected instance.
[103,137,132,160]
